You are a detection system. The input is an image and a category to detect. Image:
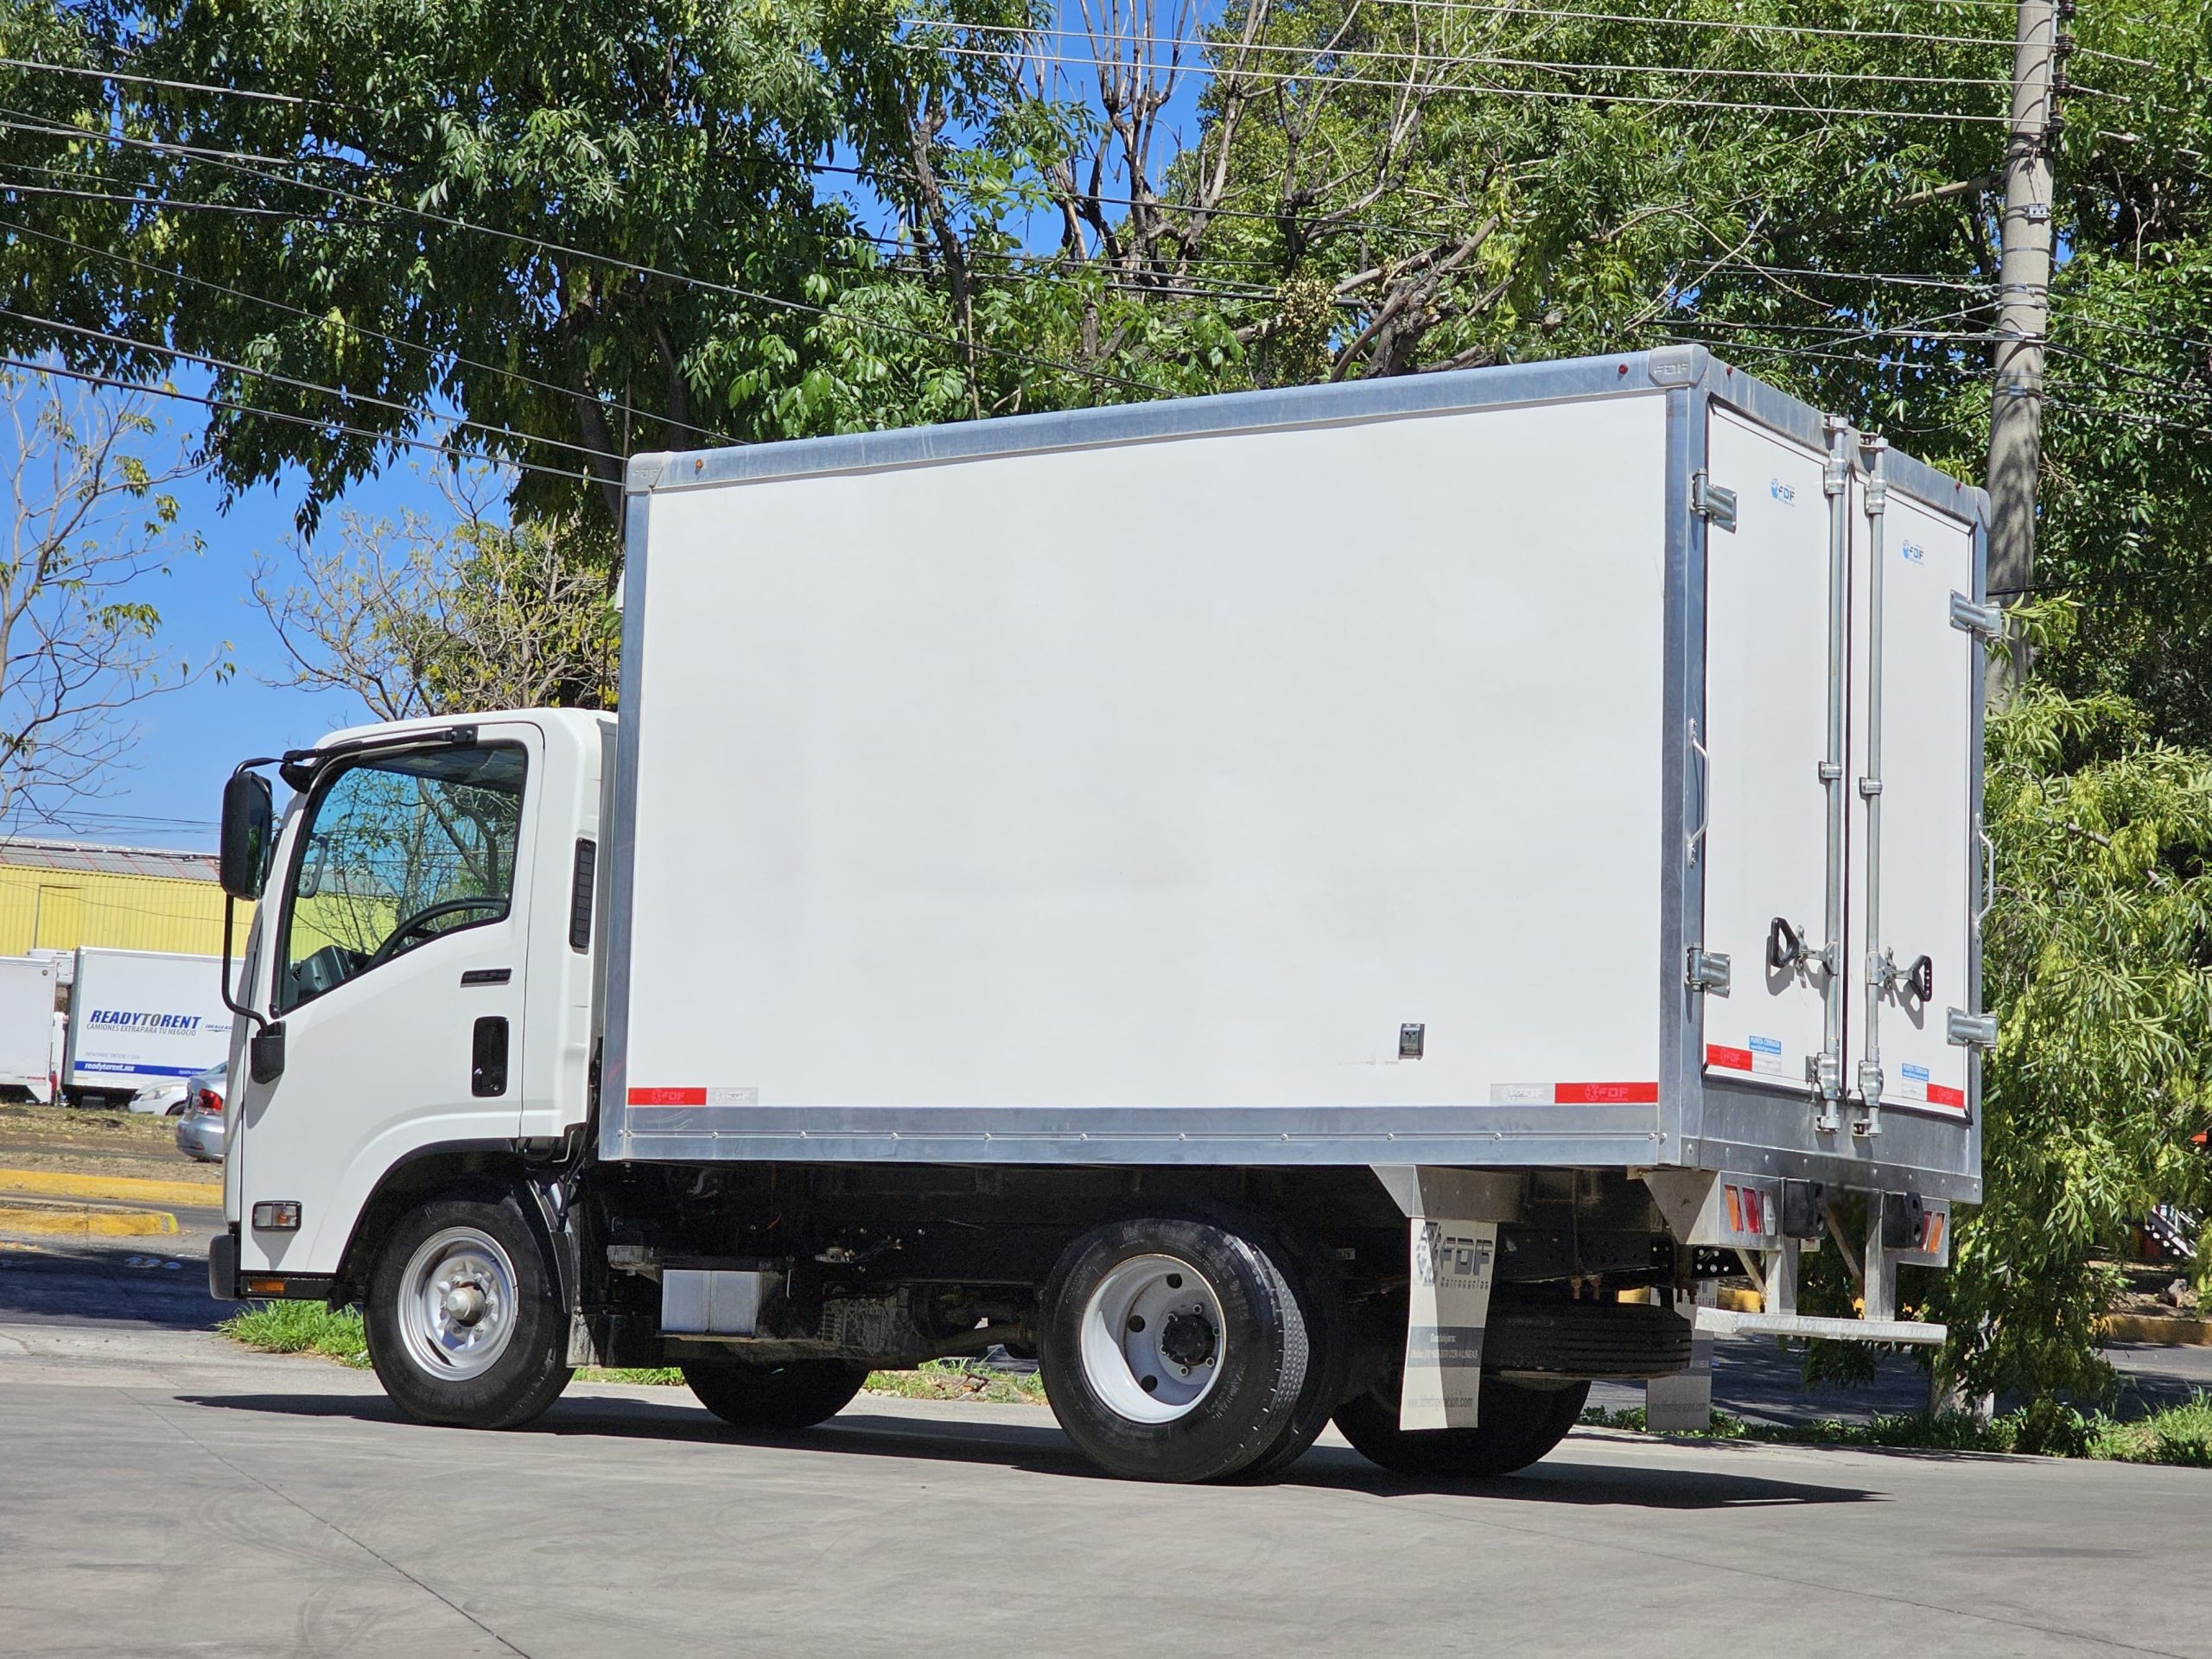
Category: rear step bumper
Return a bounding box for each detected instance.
[1698,1308,1945,1346]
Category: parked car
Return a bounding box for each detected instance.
[128,1080,188,1116]
[174,1065,227,1161]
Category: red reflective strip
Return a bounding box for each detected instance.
[1927,1084,1966,1109]
[1554,1082,1659,1104]
[1706,1045,1754,1072]
[628,1087,707,1107]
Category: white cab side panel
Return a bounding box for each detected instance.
[1699,408,1833,1091]
[232,720,544,1275]
[1849,493,1977,1114]
[620,394,1671,1113]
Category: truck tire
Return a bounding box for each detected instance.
[1236,1227,1350,1481]
[1039,1215,1312,1484]
[364,1191,573,1430]
[681,1360,870,1432]
[1333,1370,1590,1479]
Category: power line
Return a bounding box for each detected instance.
[0,105,1173,397]
[1713,261,1996,292]
[0,216,739,445]
[908,39,2016,124]
[921,20,2017,90]
[0,176,296,216]
[0,54,328,107]
[1325,0,2013,53]
[0,353,607,486]
[0,307,626,470]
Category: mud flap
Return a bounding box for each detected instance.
[1400,1217,1497,1430]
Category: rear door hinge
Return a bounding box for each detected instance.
[1686,947,1732,995]
[1692,472,1738,533]
[1947,1007,1999,1049]
[1949,592,2004,638]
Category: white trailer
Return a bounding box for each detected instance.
[67,947,235,1098]
[208,347,1989,1481]
[0,955,60,1102]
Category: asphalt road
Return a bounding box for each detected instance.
[4,1236,2212,1658]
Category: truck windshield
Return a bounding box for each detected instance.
[278,742,526,1011]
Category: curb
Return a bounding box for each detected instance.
[0,1167,219,1210]
[2098,1313,2212,1347]
[0,1205,180,1236]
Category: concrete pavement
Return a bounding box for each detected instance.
[3,1297,2210,1658]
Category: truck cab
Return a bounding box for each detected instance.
[219,711,609,1296]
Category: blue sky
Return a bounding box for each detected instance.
[13,370,436,852]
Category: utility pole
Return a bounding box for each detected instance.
[1985,0,2062,696]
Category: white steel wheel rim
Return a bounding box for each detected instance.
[397,1227,520,1382]
[1077,1254,1227,1425]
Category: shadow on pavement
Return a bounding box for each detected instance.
[0,1237,224,1331]
[175,1389,1881,1508]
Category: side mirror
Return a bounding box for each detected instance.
[219,771,274,899]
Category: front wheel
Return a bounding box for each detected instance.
[364,1190,573,1429]
[1333,1371,1589,1479]
[681,1359,870,1432]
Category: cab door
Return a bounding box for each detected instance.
[234,725,542,1276]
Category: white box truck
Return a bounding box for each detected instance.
[67,946,235,1100]
[0,955,60,1102]
[207,346,1989,1482]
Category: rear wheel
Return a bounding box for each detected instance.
[1039,1213,1313,1484]
[364,1191,573,1429]
[1333,1370,1589,1479]
[681,1359,870,1432]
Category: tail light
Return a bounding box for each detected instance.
[195,1087,224,1116]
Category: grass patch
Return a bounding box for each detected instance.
[219,1308,1046,1408]
[1581,1392,2212,1465]
[220,1300,369,1368]
[2089,1394,2212,1466]
[865,1358,1046,1405]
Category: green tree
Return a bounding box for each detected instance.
[1932,656,2212,1432]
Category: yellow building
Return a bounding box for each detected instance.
[0,839,254,957]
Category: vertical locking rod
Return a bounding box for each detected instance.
[1815,416,1852,1133]
[1856,437,1890,1138]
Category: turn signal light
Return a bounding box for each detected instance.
[243,1277,288,1296]
[251,1200,301,1231]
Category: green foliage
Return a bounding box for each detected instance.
[220,1300,371,1367]
[861,1358,1047,1404]
[1929,677,2212,1409]
[1582,1394,2212,1466]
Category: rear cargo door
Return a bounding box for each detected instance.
[1699,407,1834,1093]
[1845,482,1978,1115]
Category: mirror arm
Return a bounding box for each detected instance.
[219,755,283,1034]
[219,894,266,1037]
